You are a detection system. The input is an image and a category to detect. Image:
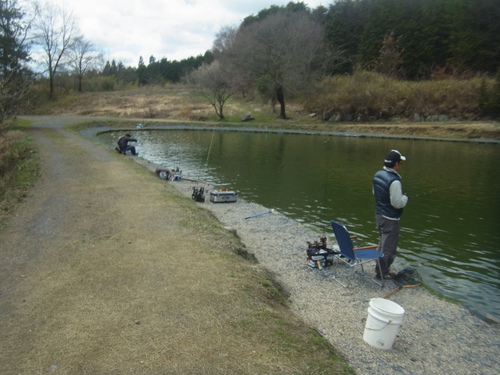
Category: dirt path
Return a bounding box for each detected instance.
[0,117,345,374]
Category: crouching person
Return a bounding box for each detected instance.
[117,133,138,155]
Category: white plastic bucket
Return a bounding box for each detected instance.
[363,298,405,350]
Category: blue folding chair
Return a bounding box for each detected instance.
[331,220,384,287]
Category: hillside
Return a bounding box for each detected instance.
[30,87,500,141]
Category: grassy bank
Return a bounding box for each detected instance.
[0,124,39,225]
[309,71,497,122]
[23,77,500,140]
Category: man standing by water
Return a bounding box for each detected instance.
[372,150,409,279]
[117,134,138,155]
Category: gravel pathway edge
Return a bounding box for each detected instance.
[165,177,499,375]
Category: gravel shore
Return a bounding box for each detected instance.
[164,176,499,375]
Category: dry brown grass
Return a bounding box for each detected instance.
[311,72,496,123]
[0,123,353,374]
[28,84,500,140]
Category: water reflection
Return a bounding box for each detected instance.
[100,129,500,319]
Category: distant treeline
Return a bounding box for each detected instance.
[102,0,498,87]
[99,52,213,89]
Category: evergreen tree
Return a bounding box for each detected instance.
[0,0,33,123]
[447,0,500,73]
[137,56,146,86]
[324,0,500,78]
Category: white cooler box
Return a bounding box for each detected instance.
[210,189,238,203]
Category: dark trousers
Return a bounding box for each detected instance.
[121,145,137,155]
[375,214,400,276]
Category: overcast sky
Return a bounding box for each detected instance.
[43,0,328,67]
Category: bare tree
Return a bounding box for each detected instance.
[32,1,77,98]
[212,25,253,98]
[212,25,238,57]
[69,35,103,92]
[374,31,405,79]
[223,11,325,119]
[190,61,235,120]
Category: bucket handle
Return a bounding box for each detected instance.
[365,318,393,331]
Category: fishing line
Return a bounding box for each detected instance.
[206,127,216,167]
[193,127,216,190]
[413,186,454,198]
[322,136,331,233]
[190,129,216,201]
[171,137,180,173]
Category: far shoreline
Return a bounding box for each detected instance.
[90,122,500,144]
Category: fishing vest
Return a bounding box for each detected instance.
[373,169,403,219]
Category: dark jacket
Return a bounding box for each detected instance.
[117,135,137,150]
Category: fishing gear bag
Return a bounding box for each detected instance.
[191,186,206,203]
[306,237,339,268]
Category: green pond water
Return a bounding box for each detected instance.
[101,128,500,320]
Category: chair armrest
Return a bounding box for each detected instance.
[350,235,359,246]
[354,245,378,251]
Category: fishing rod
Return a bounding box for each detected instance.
[244,209,275,220]
[383,267,423,299]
